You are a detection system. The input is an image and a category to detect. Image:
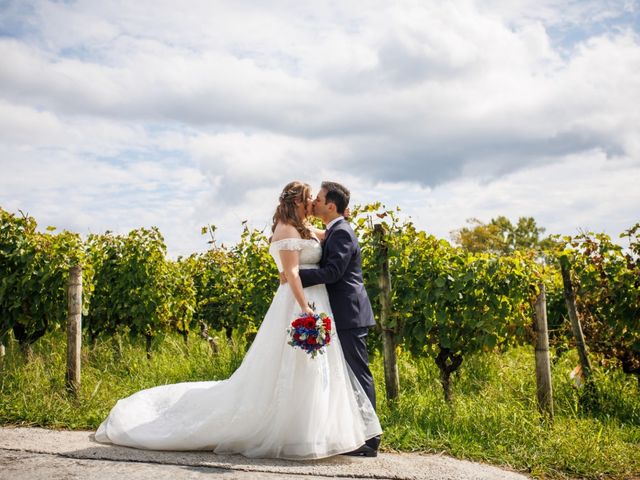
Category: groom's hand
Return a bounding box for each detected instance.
[279,272,288,284]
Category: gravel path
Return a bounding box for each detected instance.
[0,427,530,480]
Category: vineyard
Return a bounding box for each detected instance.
[1,205,639,478]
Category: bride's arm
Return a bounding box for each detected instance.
[280,249,314,315]
[310,226,325,241]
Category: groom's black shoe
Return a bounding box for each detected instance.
[341,444,378,457]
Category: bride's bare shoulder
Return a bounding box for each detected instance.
[271,223,301,243]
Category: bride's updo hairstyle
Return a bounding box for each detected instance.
[271,181,313,240]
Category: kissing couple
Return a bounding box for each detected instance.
[95,181,382,459]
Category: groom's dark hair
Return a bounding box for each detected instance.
[321,181,350,214]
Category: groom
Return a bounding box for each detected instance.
[299,181,380,457]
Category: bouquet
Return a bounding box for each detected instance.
[288,311,332,358]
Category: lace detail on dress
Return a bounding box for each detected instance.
[269,238,321,273]
[269,238,317,251]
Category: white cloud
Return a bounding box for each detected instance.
[477,0,636,28]
[0,0,638,256]
[0,142,211,258]
[376,150,640,243]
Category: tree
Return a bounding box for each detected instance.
[353,204,538,402]
[0,208,86,358]
[84,228,172,358]
[452,216,553,255]
[565,224,640,385]
[168,258,197,346]
[188,223,278,345]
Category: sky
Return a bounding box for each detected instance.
[1,0,639,258]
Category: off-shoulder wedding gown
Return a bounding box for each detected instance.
[95,238,382,459]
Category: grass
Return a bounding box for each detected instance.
[373,347,640,479]
[1,330,639,479]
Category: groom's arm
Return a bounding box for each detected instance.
[300,229,353,288]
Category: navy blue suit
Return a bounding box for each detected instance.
[299,218,380,449]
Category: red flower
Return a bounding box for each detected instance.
[288,312,332,358]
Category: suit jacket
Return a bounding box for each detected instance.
[299,218,375,331]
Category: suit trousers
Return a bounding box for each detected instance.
[338,326,381,450]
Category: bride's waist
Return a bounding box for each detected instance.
[299,264,319,269]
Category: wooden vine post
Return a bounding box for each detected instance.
[66,265,82,394]
[533,283,554,420]
[559,258,592,380]
[373,224,400,401]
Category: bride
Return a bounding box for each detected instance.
[95,181,382,459]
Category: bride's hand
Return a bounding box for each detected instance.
[302,305,314,316]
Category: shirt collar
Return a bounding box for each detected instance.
[325,216,344,231]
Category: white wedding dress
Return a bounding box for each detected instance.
[95,238,382,459]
